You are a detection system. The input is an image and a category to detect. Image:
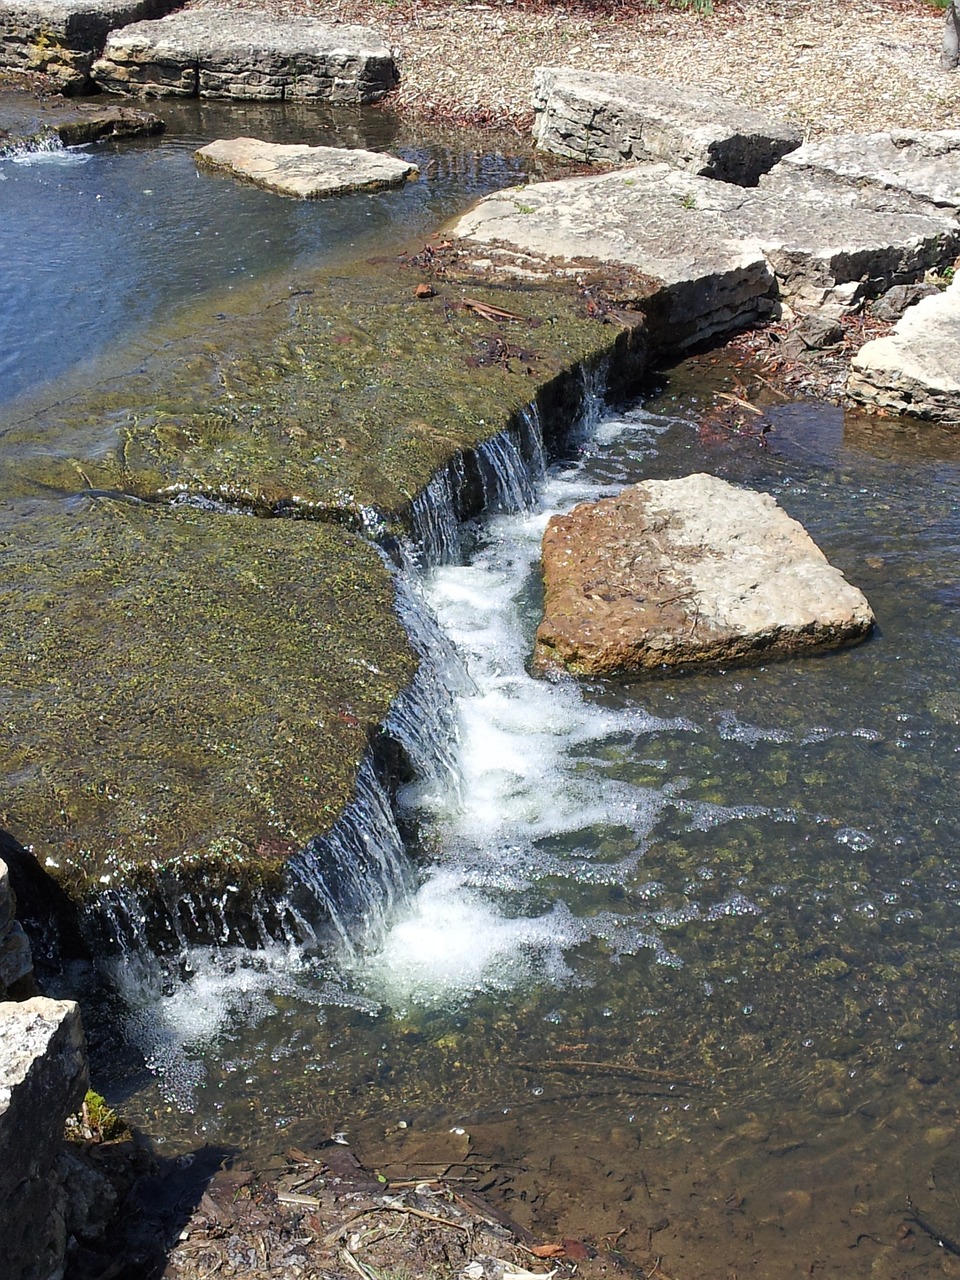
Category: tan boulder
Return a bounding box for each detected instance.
[532,473,875,678]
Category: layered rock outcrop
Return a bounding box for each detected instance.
[533,68,800,185]
[0,857,35,1000]
[533,474,875,678]
[0,0,176,92]
[92,9,399,101]
[847,277,960,422]
[763,129,960,213]
[451,164,960,349]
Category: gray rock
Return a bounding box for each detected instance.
[0,997,88,1280]
[92,9,399,102]
[0,858,34,1000]
[532,473,875,678]
[767,129,960,213]
[795,313,844,350]
[58,1147,117,1242]
[868,282,941,322]
[533,67,800,185]
[451,164,960,350]
[847,277,960,422]
[195,137,417,199]
[0,0,176,93]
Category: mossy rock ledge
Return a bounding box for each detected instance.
[0,259,650,947]
[0,497,417,942]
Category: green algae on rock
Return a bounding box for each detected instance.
[0,258,648,524]
[0,496,416,922]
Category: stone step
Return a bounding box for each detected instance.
[450,163,960,347]
[194,137,417,199]
[533,473,876,678]
[533,67,801,186]
[0,0,177,92]
[847,276,960,422]
[91,8,399,102]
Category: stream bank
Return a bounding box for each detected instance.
[2,50,960,1280]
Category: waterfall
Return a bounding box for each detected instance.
[77,366,610,1018]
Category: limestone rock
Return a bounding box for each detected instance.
[92,9,399,102]
[195,137,417,199]
[52,102,163,145]
[847,278,960,422]
[0,104,164,155]
[451,164,960,349]
[0,997,89,1280]
[533,67,800,185]
[766,129,960,213]
[0,0,176,92]
[532,474,875,678]
[868,282,940,323]
[451,166,777,351]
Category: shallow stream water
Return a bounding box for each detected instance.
[4,93,960,1280]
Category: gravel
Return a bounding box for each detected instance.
[197,0,960,135]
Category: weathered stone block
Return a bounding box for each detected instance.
[451,163,960,347]
[847,277,960,422]
[0,997,88,1280]
[0,0,177,93]
[533,474,875,678]
[195,137,417,199]
[533,67,801,185]
[92,9,399,102]
[765,129,960,213]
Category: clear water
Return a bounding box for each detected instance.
[0,96,530,404]
[6,86,960,1276]
[79,372,960,1278]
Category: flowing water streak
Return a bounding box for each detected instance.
[360,401,725,1010]
[86,382,604,1095]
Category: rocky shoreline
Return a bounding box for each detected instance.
[2,4,960,1277]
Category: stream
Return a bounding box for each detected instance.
[3,96,960,1278]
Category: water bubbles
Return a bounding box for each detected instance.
[835,828,875,851]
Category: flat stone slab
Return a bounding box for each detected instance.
[533,67,800,186]
[92,9,399,102]
[452,165,960,345]
[0,497,416,914]
[847,277,960,422]
[195,137,417,199]
[766,129,960,213]
[0,0,175,91]
[533,474,875,678]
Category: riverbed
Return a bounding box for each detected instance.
[4,95,960,1279]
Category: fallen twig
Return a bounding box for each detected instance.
[514,1059,703,1087]
[462,297,526,322]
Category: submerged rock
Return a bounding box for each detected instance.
[195,137,417,200]
[1,260,646,522]
[847,277,960,422]
[0,102,164,153]
[532,474,875,678]
[92,9,399,102]
[533,67,800,185]
[0,497,417,917]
